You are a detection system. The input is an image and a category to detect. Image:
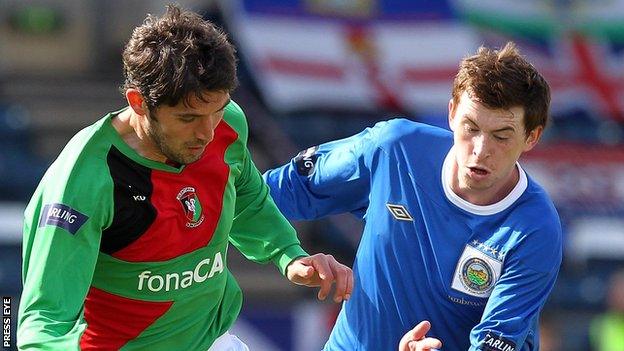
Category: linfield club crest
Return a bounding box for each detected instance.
[451,243,502,298]
[461,257,493,293]
[176,186,205,228]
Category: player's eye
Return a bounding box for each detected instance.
[179,117,195,123]
[465,125,478,133]
[494,134,509,141]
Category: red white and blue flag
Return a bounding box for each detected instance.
[223,0,624,121]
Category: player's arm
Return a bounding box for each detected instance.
[263,123,383,221]
[17,173,111,350]
[468,222,562,351]
[229,148,352,302]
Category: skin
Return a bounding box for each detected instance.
[399,321,442,351]
[115,88,231,165]
[113,89,353,303]
[448,91,543,205]
[287,253,353,303]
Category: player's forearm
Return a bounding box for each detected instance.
[232,157,309,269]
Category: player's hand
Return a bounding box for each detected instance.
[399,321,443,351]
[286,253,353,303]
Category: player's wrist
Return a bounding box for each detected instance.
[274,245,308,275]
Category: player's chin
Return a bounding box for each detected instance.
[177,153,202,165]
[463,177,492,190]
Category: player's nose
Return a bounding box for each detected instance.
[472,134,491,159]
[195,119,216,143]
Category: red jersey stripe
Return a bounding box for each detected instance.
[80,287,173,350]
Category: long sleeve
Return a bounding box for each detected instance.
[469,221,562,351]
[228,148,308,275]
[263,123,383,221]
[18,159,113,350]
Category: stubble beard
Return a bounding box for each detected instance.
[146,122,200,165]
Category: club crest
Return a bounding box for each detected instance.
[461,257,493,293]
[176,186,205,228]
[451,244,502,298]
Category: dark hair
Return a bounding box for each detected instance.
[121,4,238,109]
[452,42,550,135]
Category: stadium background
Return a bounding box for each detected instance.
[1,0,623,350]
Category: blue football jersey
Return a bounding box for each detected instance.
[264,119,562,351]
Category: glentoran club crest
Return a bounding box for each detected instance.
[176,186,205,228]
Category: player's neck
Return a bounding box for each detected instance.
[112,108,167,163]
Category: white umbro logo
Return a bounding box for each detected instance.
[386,203,413,221]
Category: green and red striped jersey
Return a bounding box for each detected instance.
[18,101,307,350]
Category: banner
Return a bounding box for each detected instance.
[522,144,624,213]
[222,0,624,121]
[222,0,475,114]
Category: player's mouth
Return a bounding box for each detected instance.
[468,166,490,179]
[187,145,207,155]
[187,143,207,150]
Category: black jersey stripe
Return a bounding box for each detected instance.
[101,146,156,254]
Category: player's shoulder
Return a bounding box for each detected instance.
[371,118,453,150]
[45,115,115,185]
[224,99,246,120]
[372,117,448,135]
[28,114,116,217]
[59,116,114,165]
[26,115,118,227]
[222,99,248,142]
[521,175,561,227]
[502,185,562,273]
[512,175,563,248]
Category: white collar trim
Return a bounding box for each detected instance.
[441,147,527,216]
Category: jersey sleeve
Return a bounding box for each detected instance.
[469,220,562,351]
[17,155,113,350]
[263,123,382,221]
[228,147,308,275]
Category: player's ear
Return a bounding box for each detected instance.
[126,89,148,117]
[447,98,457,131]
[523,126,543,152]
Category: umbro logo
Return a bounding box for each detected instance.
[386,203,413,221]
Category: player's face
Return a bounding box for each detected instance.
[448,92,542,205]
[145,91,230,165]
